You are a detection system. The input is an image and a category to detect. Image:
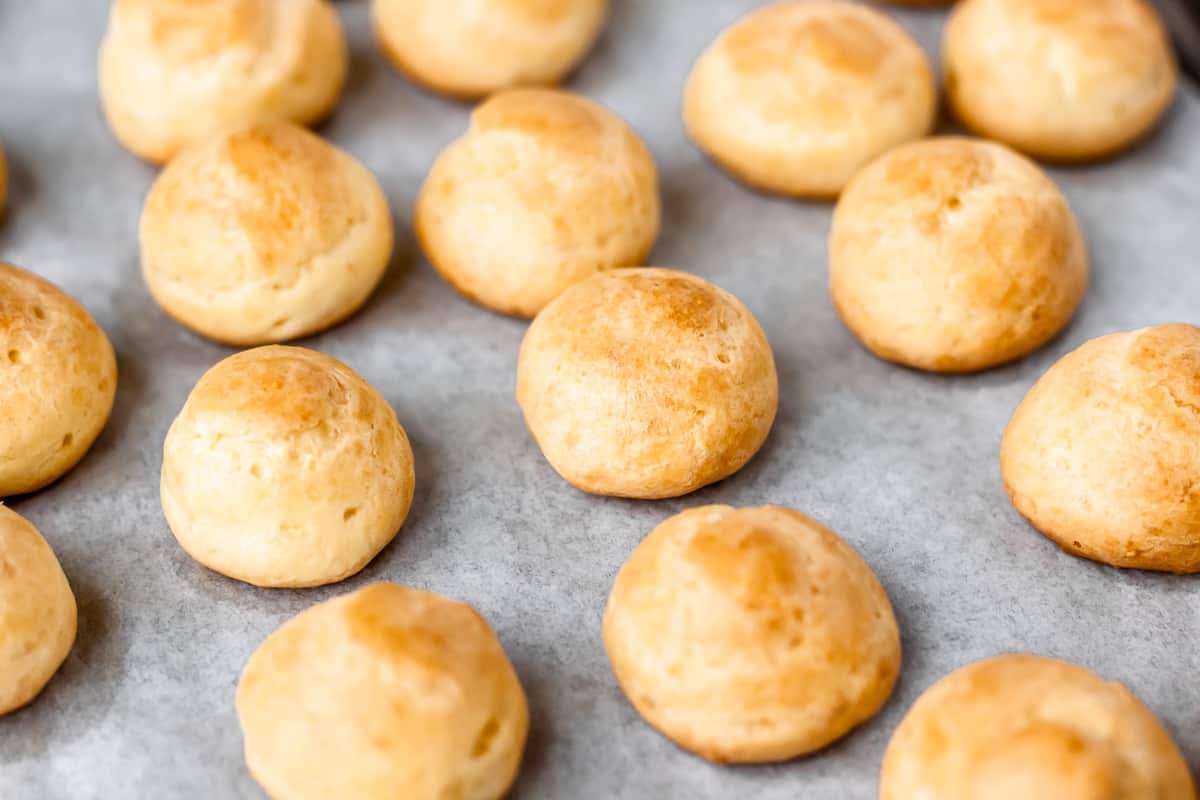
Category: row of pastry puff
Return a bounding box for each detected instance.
[231,505,1196,799]
[685,0,1178,200]
[96,0,1179,172]
[116,0,1174,360]
[96,0,610,164]
[0,262,112,715]
[133,87,659,345]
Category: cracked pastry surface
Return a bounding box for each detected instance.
[372,0,607,99]
[99,0,347,164]
[0,506,76,716]
[881,654,1196,799]
[943,0,1177,161]
[237,583,528,800]
[683,0,936,198]
[516,268,777,499]
[603,505,900,762]
[830,136,1088,372]
[140,121,393,346]
[0,262,117,497]
[161,346,414,588]
[416,88,660,318]
[1001,324,1200,572]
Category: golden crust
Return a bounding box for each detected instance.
[237,583,529,800]
[830,136,1088,373]
[516,268,778,498]
[372,0,607,99]
[1000,325,1200,572]
[880,654,1196,799]
[0,505,76,715]
[416,89,660,318]
[140,121,393,346]
[604,505,900,762]
[161,346,415,588]
[944,0,1178,162]
[0,263,118,497]
[683,0,936,198]
[99,0,347,164]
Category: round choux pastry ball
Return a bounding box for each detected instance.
[0,263,117,497]
[943,0,1178,161]
[140,120,393,346]
[0,506,77,715]
[516,268,778,499]
[237,583,529,800]
[98,0,348,164]
[1001,324,1200,573]
[372,0,607,99]
[604,505,901,763]
[417,88,660,318]
[683,0,937,198]
[880,654,1196,799]
[161,346,415,588]
[830,137,1088,372]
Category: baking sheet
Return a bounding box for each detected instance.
[1,1,1198,798]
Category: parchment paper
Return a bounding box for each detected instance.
[0,1,1197,797]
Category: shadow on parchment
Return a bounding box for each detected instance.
[0,572,127,765]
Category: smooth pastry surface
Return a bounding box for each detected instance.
[830,136,1088,372]
[944,0,1177,161]
[161,346,415,588]
[0,505,77,716]
[1001,324,1200,572]
[880,654,1197,799]
[417,88,660,318]
[99,0,347,164]
[140,121,393,346]
[0,262,117,497]
[372,0,607,99]
[237,583,528,800]
[684,0,936,197]
[516,268,778,499]
[604,505,901,762]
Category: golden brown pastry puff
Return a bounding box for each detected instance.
[684,0,937,198]
[517,268,778,499]
[881,654,1196,799]
[943,0,1177,161]
[237,583,529,800]
[99,0,347,164]
[1001,325,1200,573]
